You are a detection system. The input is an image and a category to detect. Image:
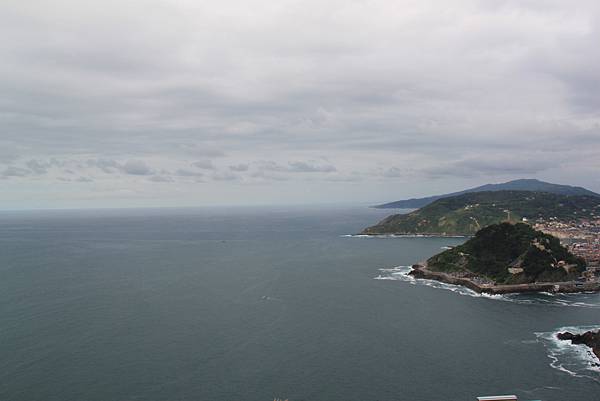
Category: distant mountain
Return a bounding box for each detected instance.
[362,190,600,236]
[374,179,600,209]
[425,222,586,284]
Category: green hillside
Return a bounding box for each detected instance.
[363,190,600,236]
[426,223,586,284]
[374,178,599,209]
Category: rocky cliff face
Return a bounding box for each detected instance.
[557,330,600,362]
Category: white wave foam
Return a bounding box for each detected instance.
[341,234,468,238]
[375,265,600,308]
[374,265,506,299]
[535,326,600,382]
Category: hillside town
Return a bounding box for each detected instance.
[533,218,600,269]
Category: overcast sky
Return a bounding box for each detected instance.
[1,0,600,209]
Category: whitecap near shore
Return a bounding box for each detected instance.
[374,265,505,300]
[535,326,600,382]
[374,265,600,308]
[341,234,468,238]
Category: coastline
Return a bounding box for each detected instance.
[557,330,600,362]
[409,263,600,295]
[356,230,475,238]
[356,232,471,238]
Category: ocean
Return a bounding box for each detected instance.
[1,206,599,401]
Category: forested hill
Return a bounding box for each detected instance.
[362,190,600,236]
[374,179,599,209]
[426,222,586,284]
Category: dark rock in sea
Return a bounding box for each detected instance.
[557,330,600,362]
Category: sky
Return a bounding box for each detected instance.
[1,0,600,209]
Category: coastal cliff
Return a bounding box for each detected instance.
[557,330,600,362]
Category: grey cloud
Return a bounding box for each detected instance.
[25,159,49,175]
[192,160,216,170]
[0,145,20,164]
[149,175,175,183]
[287,161,336,173]
[57,176,93,183]
[323,172,363,182]
[1,1,600,206]
[259,161,336,173]
[87,159,120,173]
[120,160,154,176]
[229,163,249,172]
[175,169,204,177]
[212,172,238,181]
[423,156,558,179]
[379,167,409,178]
[86,158,154,176]
[250,171,291,181]
[2,166,30,177]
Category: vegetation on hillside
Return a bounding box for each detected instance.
[427,223,586,284]
[374,178,599,209]
[363,190,600,235]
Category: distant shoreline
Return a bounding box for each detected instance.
[351,233,471,238]
[409,263,600,295]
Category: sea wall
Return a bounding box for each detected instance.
[409,264,600,295]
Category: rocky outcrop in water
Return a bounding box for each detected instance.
[557,330,600,361]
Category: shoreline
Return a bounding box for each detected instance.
[356,232,471,238]
[557,330,600,362]
[409,263,600,295]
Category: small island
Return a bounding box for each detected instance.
[409,222,600,294]
[557,330,600,363]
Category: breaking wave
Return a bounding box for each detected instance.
[341,234,468,238]
[374,265,600,308]
[535,326,600,382]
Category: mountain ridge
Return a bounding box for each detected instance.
[374,179,600,209]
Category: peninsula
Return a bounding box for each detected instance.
[409,223,600,294]
[363,190,600,236]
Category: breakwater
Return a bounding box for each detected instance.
[410,264,600,295]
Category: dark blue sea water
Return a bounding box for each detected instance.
[1,206,599,401]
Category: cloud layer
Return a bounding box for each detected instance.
[1,0,600,207]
